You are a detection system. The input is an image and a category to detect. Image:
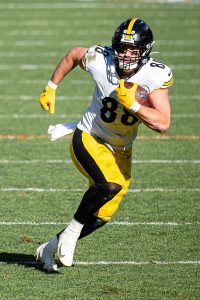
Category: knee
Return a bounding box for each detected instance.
[95,182,122,201]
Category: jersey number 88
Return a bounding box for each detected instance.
[100,97,138,126]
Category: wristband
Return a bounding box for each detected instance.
[129,101,141,113]
[48,80,58,90]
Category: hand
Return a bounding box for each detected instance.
[39,85,56,114]
[115,79,138,110]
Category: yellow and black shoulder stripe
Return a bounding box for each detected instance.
[162,77,174,88]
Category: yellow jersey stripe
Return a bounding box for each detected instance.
[125,18,138,38]
[163,77,174,87]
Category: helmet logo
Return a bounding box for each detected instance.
[121,30,135,42]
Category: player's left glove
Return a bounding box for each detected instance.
[115,79,141,113]
[39,81,58,114]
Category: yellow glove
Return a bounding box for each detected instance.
[115,79,141,113]
[39,82,57,114]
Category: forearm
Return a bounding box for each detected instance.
[39,47,87,114]
[135,106,170,133]
[50,47,87,85]
[115,81,171,134]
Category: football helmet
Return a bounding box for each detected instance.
[112,18,154,74]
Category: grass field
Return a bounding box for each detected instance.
[0,0,200,299]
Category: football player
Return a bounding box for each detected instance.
[36,18,173,271]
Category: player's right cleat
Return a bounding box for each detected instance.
[36,242,58,272]
[57,232,78,267]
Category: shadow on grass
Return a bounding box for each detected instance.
[0,252,61,274]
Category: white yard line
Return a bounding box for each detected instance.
[0,134,199,141]
[0,2,197,10]
[0,159,199,164]
[2,26,199,38]
[0,113,82,119]
[0,113,199,119]
[129,188,200,192]
[0,51,199,58]
[74,260,200,266]
[0,94,199,101]
[0,80,200,87]
[0,95,91,100]
[0,64,55,69]
[0,260,199,266]
[0,160,72,164]
[132,160,200,164]
[0,221,199,226]
[1,187,199,193]
[0,39,198,46]
[0,64,198,70]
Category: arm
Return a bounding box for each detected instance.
[135,88,171,134]
[50,47,88,85]
[39,47,87,113]
[115,80,171,134]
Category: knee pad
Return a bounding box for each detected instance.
[74,182,122,224]
[95,182,122,202]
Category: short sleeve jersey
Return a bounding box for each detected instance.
[77,45,173,151]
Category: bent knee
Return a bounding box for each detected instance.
[95,182,122,200]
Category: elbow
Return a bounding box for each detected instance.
[157,120,171,134]
[159,129,168,134]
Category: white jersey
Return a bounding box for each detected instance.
[77,45,173,151]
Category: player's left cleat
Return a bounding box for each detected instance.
[57,232,78,267]
[36,242,58,272]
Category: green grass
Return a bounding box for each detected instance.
[0,0,200,299]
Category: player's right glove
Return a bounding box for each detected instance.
[39,81,57,114]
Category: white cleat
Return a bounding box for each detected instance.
[57,232,77,267]
[36,242,58,272]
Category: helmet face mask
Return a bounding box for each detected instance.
[112,18,154,76]
[114,45,142,73]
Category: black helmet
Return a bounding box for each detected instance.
[112,18,154,73]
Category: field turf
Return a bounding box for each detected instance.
[0,0,200,299]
